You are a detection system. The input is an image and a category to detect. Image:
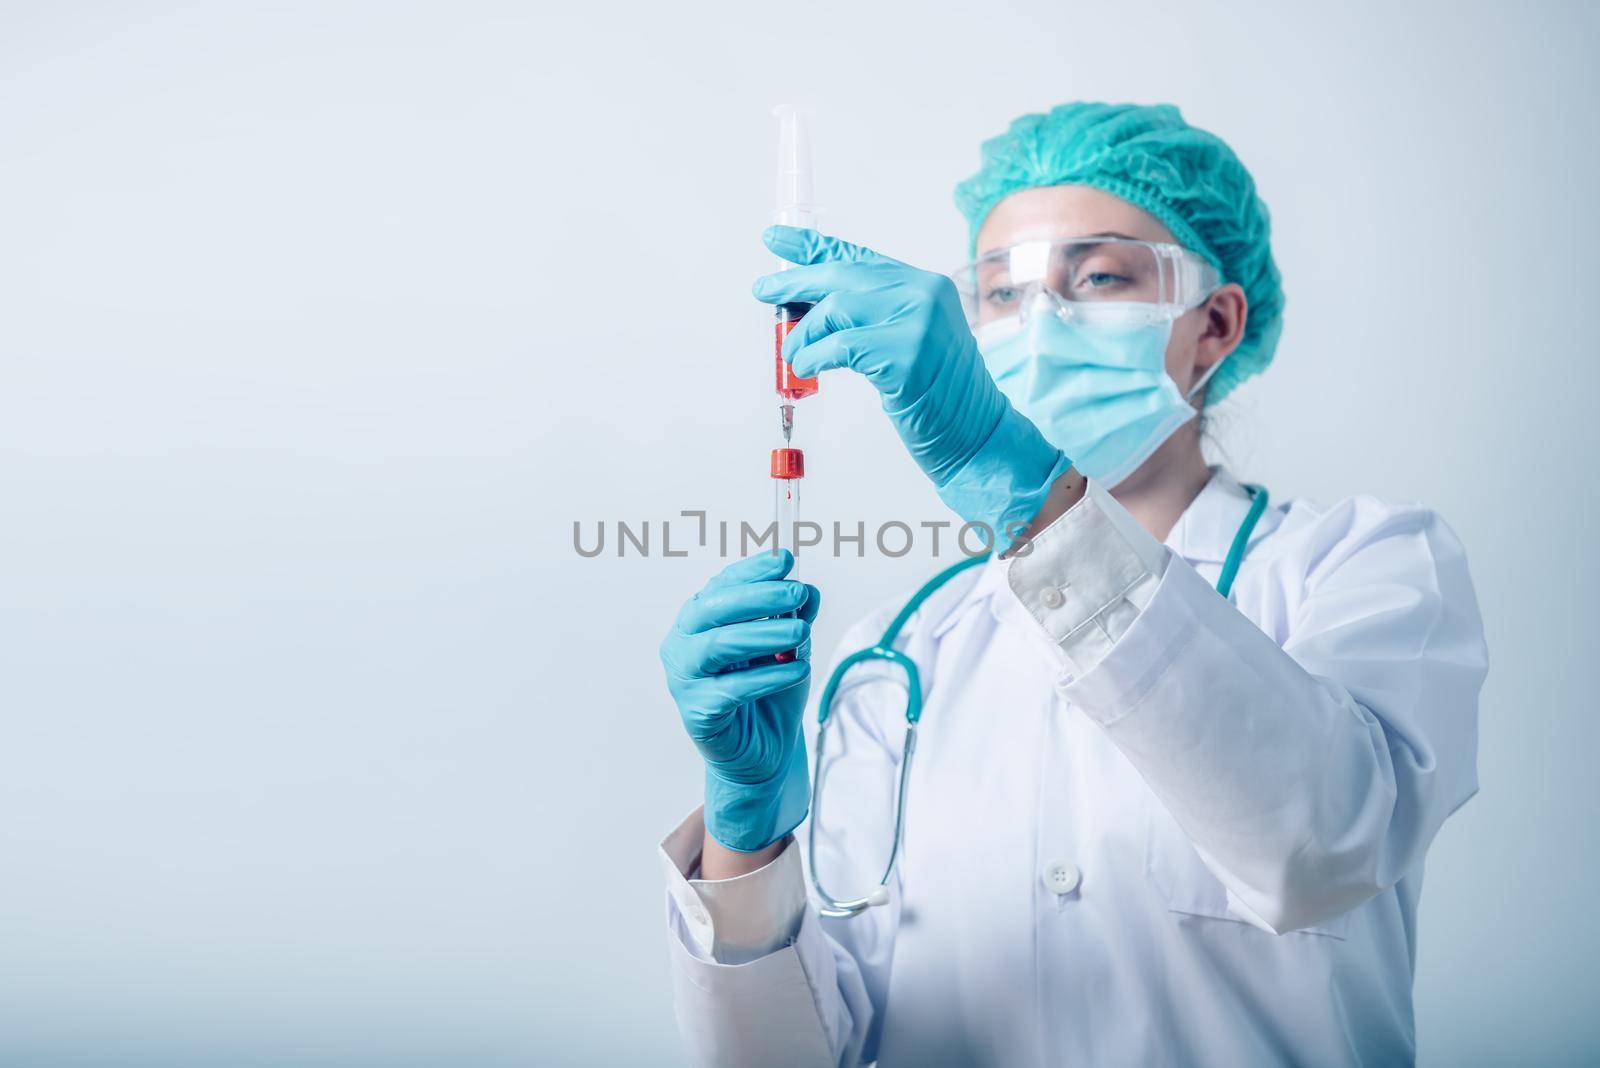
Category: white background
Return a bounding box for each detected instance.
[1,1,1596,1063]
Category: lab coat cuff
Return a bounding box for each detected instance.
[1007,479,1169,677]
[662,905,842,1065]
[659,806,807,965]
[1060,552,1208,726]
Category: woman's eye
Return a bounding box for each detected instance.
[1078,271,1130,290]
[982,285,1020,305]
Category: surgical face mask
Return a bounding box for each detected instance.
[975,295,1222,488]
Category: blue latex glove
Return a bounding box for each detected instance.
[659,551,820,852]
[754,226,1073,548]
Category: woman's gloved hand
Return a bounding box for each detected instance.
[755,226,1072,549]
[659,551,820,852]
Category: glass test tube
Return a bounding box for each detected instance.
[771,446,804,663]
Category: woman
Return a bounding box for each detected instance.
[656,103,1485,1066]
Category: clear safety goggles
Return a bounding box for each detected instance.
[950,237,1221,326]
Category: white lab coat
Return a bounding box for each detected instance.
[659,470,1486,1067]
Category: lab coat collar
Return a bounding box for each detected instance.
[929,554,1010,640]
[1164,467,1279,565]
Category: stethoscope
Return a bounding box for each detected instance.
[806,484,1269,919]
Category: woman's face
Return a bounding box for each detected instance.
[974,185,1245,399]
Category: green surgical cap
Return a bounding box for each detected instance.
[954,102,1283,405]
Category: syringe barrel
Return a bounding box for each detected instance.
[772,105,817,228]
[773,204,818,230]
[772,106,821,402]
[775,304,819,401]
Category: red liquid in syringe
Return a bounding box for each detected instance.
[775,303,819,399]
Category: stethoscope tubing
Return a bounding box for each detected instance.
[807,485,1267,919]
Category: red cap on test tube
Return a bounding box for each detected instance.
[770,447,805,480]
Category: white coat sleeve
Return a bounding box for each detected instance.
[659,812,873,1067]
[1009,487,1486,934]
[658,616,905,1066]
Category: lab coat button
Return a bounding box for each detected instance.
[1043,860,1080,895]
[1040,587,1065,610]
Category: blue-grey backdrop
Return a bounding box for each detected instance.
[1,1,1595,1063]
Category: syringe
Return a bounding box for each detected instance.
[772,105,819,444]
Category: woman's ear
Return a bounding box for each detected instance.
[1194,283,1248,374]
